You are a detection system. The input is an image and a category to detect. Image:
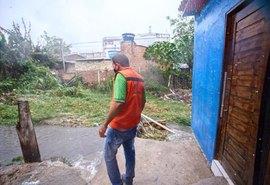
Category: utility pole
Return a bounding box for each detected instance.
[55,38,65,72]
[60,39,65,72]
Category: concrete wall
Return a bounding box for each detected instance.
[75,59,112,71]
[65,63,75,73]
[192,0,240,162]
[74,59,113,85]
[77,70,114,85]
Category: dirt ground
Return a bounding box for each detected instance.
[0,134,228,185]
[91,137,227,185]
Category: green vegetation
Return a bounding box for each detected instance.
[143,93,191,125]
[0,60,190,127]
[144,79,169,93]
[0,19,191,127]
[0,19,70,80]
[0,82,191,126]
[144,15,194,89]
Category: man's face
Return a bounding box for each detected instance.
[112,62,119,73]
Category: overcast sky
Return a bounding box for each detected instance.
[0,0,182,52]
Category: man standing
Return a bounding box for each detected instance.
[99,53,146,185]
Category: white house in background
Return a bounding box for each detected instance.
[102,30,170,58]
[70,30,170,59]
[135,32,170,47]
[102,36,122,57]
[79,52,106,59]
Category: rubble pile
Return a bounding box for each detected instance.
[137,120,168,141]
[0,92,17,104]
[150,89,192,104]
[161,89,192,105]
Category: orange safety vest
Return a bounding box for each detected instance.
[109,67,145,130]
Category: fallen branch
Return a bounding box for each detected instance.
[142,116,155,131]
[141,114,176,134]
[170,89,176,95]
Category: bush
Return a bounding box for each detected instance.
[65,76,83,87]
[18,61,60,91]
[95,76,114,93]
[53,86,84,97]
[144,80,169,93]
[0,78,17,93]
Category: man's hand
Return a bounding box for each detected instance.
[99,102,124,138]
[99,124,107,137]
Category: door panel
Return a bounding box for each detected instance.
[217,1,270,185]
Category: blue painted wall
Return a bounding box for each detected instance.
[192,0,240,162]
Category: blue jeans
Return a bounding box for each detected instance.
[104,126,137,185]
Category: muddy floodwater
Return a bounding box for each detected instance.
[0,125,104,167]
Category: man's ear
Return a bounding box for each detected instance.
[116,63,120,70]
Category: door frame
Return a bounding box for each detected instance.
[254,51,270,185]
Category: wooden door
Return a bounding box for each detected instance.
[217,1,270,185]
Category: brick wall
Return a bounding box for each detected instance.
[120,42,152,73]
[65,42,154,86]
[74,59,114,85]
[61,73,76,81]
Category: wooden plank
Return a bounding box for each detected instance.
[234,52,260,65]
[228,113,257,139]
[224,141,247,170]
[236,18,265,42]
[226,135,248,159]
[235,0,265,22]
[234,47,264,60]
[233,57,259,72]
[233,63,257,76]
[235,37,270,56]
[226,124,256,152]
[222,156,247,185]
[231,75,258,88]
[230,106,259,127]
[223,148,246,177]
[229,95,255,112]
[237,7,267,31]
[230,85,254,100]
[235,33,263,53]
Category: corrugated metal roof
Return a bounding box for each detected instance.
[179,0,208,16]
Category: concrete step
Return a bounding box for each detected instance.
[190,177,228,185]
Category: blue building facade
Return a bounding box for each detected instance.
[180,0,270,184]
[191,0,240,162]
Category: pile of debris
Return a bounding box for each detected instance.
[161,89,192,105]
[137,114,175,141]
[151,89,192,105]
[0,92,17,105]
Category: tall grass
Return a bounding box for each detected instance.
[0,88,191,126]
[0,69,191,126]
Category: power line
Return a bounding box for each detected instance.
[71,34,170,45]
[71,41,102,45]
